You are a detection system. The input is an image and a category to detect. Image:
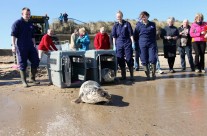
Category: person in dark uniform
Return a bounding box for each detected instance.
[11,7,40,87]
[160,17,179,73]
[112,10,134,81]
[134,11,157,80]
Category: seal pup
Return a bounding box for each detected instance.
[73,80,111,104]
[101,68,115,82]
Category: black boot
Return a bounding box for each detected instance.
[151,64,156,80]
[143,65,150,80]
[19,70,29,88]
[120,68,126,80]
[29,68,40,85]
[129,67,134,81]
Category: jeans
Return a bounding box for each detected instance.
[156,56,161,71]
[192,42,206,70]
[178,45,195,70]
[134,49,140,69]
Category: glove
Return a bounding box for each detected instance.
[132,43,135,50]
[113,44,116,51]
[12,45,16,53]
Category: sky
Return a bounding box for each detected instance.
[1,0,207,49]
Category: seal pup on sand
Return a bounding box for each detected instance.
[73,80,111,104]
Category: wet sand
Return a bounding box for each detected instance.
[0,55,207,136]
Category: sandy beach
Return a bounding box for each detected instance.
[0,54,207,136]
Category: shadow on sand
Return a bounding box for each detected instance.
[96,94,129,107]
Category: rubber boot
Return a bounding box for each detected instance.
[120,68,126,80]
[19,70,29,88]
[129,67,135,81]
[29,68,40,85]
[151,64,156,80]
[143,65,150,80]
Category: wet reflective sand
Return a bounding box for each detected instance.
[0,56,207,136]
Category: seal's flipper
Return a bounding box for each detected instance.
[71,96,82,104]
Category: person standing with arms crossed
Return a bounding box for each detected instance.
[112,11,134,81]
[190,13,207,73]
[11,7,40,87]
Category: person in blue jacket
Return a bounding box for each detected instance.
[134,11,157,80]
[112,11,134,81]
[76,27,90,51]
[11,7,40,87]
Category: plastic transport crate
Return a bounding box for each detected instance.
[50,51,86,88]
[84,50,117,83]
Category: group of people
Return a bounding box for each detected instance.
[58,12,68,24]
[69,27,110,51]
[112,11,207,81]
[11,7,207,87]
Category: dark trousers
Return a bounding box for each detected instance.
[192,42,206,70]
[178,46,195,70]
[17,46,39,71]
[168,57,175,70]
[139,43,157,66]
[116,43,134,68]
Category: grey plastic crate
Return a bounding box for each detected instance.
[50,51,86,88]
[85,50,117,83]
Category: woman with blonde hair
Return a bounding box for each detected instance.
[76,27,90,51]
[160,17,179,73]
[112,10,134,81]
[190,13,207,73]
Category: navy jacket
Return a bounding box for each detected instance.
[11,17,35,48]
[112,20,133,46]
[134,21,157,47]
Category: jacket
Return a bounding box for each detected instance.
[178,25,192,46]
[190,22,207,42]
[38,34,58,51]
[134,21,157,46]
[70,33,78,51]
[76,33,90,51]
[94,32,110,49]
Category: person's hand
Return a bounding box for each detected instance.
[201,31,206,35]
[204,33,207,38]
[172,36,177,40]
[164,36,171,40]
[12,45,16,53]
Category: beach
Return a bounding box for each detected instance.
[0,54,207,136]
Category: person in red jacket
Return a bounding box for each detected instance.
[38,29,58,58]
[94,27,110,50]
[38,29,58,85]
